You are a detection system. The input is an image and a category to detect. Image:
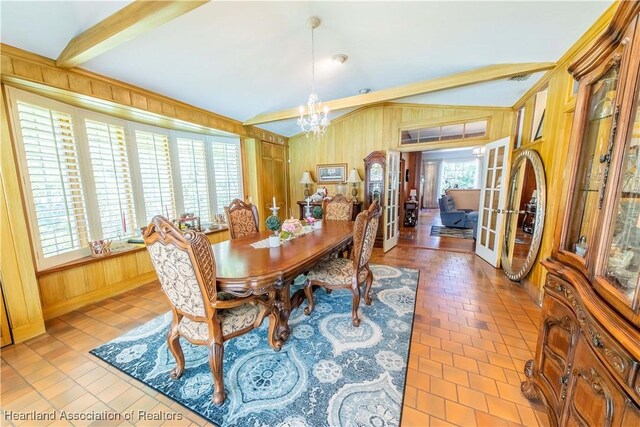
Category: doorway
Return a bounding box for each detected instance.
[398,147,483,253]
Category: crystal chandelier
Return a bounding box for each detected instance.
[298,17,330,138]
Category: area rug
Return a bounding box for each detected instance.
[430,225,474,239]
[90,265,419,426]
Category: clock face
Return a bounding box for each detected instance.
[370,163,383,182]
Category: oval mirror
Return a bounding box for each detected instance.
[501,149,546,281]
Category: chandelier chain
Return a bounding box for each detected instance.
[297,16,330,138]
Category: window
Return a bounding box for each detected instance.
[14,100,90,265]
[440,159,480,194]
[211,140,243,214]
[135,130,176,223]
[177,137,210,221]
[85,119,136,240]
[7,87,243,269]
[401,119,488,145]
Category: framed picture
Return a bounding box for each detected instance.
[316,163,347,183]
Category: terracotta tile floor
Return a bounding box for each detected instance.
[1,246,549,426]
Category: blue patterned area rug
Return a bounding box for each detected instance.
[90,265,419,426]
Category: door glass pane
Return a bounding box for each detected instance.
[488,149,496,168]
[603,77,640,308]
[496,147,505,167]
[486,170,493,189]
[566,67,619,257]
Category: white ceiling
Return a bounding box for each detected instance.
[1,1,612,137]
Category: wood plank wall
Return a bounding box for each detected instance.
[36,230,229,320]
[288,104,513,203]
[508,4,616,302]
[0,88,46,343]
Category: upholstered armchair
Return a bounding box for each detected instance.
[143,216,281,405]
[438,195,476,229]
[303,201,381,327]
[224,198,259,239]
[323,194,353,221]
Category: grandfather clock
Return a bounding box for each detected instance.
[364,151,386,248]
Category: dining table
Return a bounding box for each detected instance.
[211,220,354,344]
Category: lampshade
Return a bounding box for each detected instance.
[300,171,315,185]
[346,168,362,183]
[409,189,417,197]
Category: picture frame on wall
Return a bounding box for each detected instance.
[316,163,348,183]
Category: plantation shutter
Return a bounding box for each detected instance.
[15,101,90,259]
[211,141,243,213]
[177,137,211,221]
[85,119,136,239]
[135,130,176,223]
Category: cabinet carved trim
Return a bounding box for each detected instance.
[569,1,640,78]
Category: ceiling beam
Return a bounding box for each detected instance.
[243,62,555,125]
[56,0,208,69]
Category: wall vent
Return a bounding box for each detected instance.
[509,74,531,81]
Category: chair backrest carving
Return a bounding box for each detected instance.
[143,216,218,319]
[353,201,381,269]
[323,194,353,221]
[224,198,259,239]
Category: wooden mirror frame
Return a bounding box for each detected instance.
[501,149,546,281]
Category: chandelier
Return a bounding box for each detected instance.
[298,16,330,138]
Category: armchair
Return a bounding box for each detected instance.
[143,216,281,405]
[438,195,476,229]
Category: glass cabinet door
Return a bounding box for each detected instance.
[600,75,640,310]
[565,67,619,259]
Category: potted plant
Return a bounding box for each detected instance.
[265,215,281,247]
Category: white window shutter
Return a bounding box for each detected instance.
[16,101,90,258]
[85,119,136,239]
[211,140,243,214]
[135,130,176,223]
[177,137,211,221]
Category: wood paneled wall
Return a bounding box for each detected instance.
[511,3,616,302]
[288,104,513,203]
[0,44,287,144]
[37,230,229,320]
[0,88,45,343]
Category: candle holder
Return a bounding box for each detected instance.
[270,206,280,218]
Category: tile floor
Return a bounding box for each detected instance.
[1,245,549,426]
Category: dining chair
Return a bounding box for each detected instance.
[303,201,381,326]
[323,194,353,221]
[143,216,280,405]
[224,198,259,239]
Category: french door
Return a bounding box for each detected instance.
[475,137,510,266]
[383,150,401,252]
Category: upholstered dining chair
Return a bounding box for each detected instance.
[143,216,280,405]
[303,201,381,327]
[224,198,259,239]
[323,194,354,221]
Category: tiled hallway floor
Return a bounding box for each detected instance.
[2,247,548,426]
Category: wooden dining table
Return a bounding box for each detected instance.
[211,220,354,343]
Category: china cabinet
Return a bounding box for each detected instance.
[364,151,386,247]
[522,3,640,426]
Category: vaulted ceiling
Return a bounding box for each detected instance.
[1,1,612,137]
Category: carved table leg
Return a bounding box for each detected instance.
[521,359,540,401]
[275,282,291,341]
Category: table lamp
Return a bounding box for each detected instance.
[409,189,417,201]
[300,171,315,197]
[346,168,362,202]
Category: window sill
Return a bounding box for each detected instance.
[36,226,229,277]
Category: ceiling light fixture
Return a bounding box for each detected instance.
[332,54,348,64]
[298,16,330,139]
[359,88,371,94]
